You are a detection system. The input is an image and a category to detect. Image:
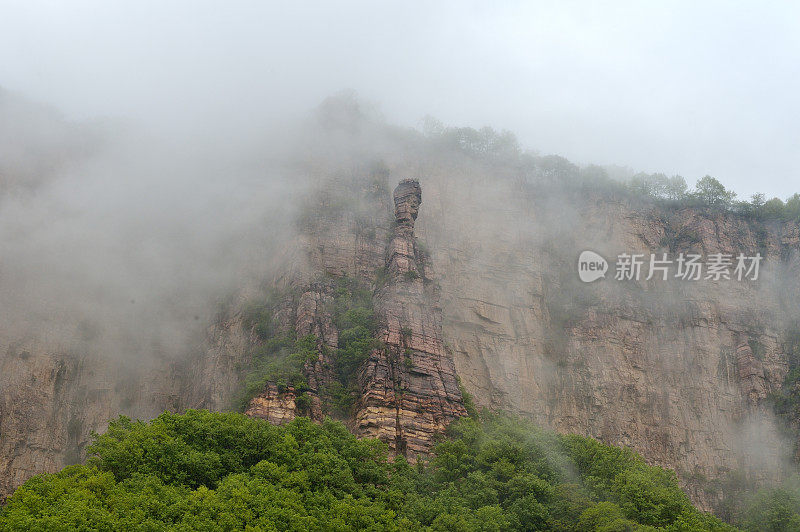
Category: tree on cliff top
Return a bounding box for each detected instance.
[691,176,737,210]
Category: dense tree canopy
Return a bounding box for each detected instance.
[1,410,738,531]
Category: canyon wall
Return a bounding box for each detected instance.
[418,176,800,510]
[243,179,466,457]
[2,171,799,515]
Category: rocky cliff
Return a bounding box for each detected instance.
[243,179,467,457]
[419,175,800,511]
[2,167,799,515]
[353,179,466,456]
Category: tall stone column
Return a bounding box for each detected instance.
[355,179,467,457]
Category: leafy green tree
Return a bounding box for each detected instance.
[785,193,800,221]
[690,176,736,209]
[664,176,688,202]
[577,501,640,531]
[751,193,766,210]
[740,482,800,532]
[762,197,787,219]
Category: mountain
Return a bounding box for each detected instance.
[1,95,799,522]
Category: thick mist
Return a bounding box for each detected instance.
[0,88,306,362]
[2,82,800,522]
[2,2,799,198]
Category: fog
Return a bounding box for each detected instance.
[1,1,798,384]
[1,2,800,506]
[2,1,799,198]
[0,92,304,361]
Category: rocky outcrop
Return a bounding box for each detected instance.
[2,169,799,515]
[354,180,467,456]
[244,180,467,457]
[245,383,298,425]
[244,282,339,423]
[417,177,800,511]
[240,177,394,428]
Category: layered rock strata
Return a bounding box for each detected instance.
[244,281,339,424]
[3,171,800,514]
[354,179,467,456]
[244,180,467,457]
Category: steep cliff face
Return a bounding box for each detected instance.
[243,179,467,457]
[2,167,799,514]
[415,176,800,511]
[243,280,341,425]
[354,179,467,456]
[0,291,258,501]
[0,339,184,500]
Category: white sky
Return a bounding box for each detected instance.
[1,0,798,198]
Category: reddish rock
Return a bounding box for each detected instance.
[243,179,466,458]
[244,281,339,423]
[245,383,298,425]
[355,179,467,457]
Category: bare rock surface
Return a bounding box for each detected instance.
[354,180,467,457]
[2,172,800,516]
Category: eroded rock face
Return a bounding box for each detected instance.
[355,180,467,457]
[2,171,800,516]
[245,383,298,425]
[240,178,394,429]
[416,178,800,512]
[0,344,83,501]
[0,338,189,502]
[244,180,467,458]
[243,281,339,423]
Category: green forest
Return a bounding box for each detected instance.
[5,410,797,531]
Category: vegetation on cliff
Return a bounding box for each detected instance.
[235,331,318,412]
[326,276,381,416]
[235,288,317,411]
[0,410,736,531]
[768,324,800,454]
[236,276,379,417]
[420,119,800,223]
[709,469,800,531]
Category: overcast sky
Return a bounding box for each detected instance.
[1,1,798,198]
